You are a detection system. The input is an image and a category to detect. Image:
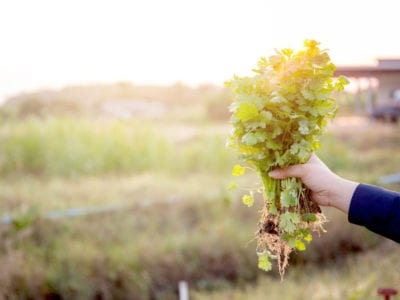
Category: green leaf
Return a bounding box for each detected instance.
[232,164,245,176]
[255,131,267,143]
[265,139,282,150]
[313,101,334,116]
[241,132,258,146]
[312,140,321,150]
[242,194,254,207]
[301,89,315,100]
[235,103,259,122]
[242,130,268,146]
[270,94,286,103]
[290,143,301,155]
[257,56,269,69]
[314,89,329,100]
[227,182,237,191]
[279,212,300,233]
[269,54,282,67]
[272,126,283,138]
[257,251,272,271]
[260,111,273,122]
[281,48,293,58]
[298,147,310,162]
[304,233,313,242]
[338,75,350,85]
[245,121,267,130]
[298,120,310,135]
[302,213,317,222]
[283,234,297,248]
[295,239,306,251]
[280,188,297,207]
[335,75,350,90]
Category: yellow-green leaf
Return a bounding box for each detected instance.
[295,239,306,251]
[257,251,272,271]
[304,233,313,242]
[242,194,254,207]
[227,182,237,191]
[232,164,245,176]
[235,103,259,122]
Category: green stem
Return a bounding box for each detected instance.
[296,178,303,214]
[260,171,280,213]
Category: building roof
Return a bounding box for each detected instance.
[335,58,400,76]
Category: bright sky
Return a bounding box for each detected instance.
[1,0,400,101]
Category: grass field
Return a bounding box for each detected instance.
[0,113,399,299]
[193,240,400,300]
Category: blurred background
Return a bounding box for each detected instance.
[0,0,399,299]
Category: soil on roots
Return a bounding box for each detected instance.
[256,196,325,278]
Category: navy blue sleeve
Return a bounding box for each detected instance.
[348,183,400,243]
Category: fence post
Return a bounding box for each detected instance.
[179,280,189,300]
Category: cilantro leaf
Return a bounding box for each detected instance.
[242,194,254,207]
[279,212,300,233]
[232,164,245,176]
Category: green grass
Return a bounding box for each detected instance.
[0,173,235,214]
[192,241,399,300]
[0,116,399,299]
[319,122,400,186]
[0,190,259,299]
[0,117,235,177]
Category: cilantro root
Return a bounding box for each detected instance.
[226,39,348,278]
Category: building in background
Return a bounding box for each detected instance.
[335,58,400,122]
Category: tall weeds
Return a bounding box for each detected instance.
[0,117,234,177]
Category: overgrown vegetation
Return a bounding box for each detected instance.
[0,118,234,177]
[1,82,230,120]
[193,240,399,300]
[0,83,399,299]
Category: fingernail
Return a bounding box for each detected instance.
[268,170,279,177]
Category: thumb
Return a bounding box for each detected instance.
[268,164,305,179]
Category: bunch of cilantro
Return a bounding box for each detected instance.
[226,40,348,277]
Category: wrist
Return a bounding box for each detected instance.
[332,178,359,213]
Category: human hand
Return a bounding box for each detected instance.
[268,154,358,213]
